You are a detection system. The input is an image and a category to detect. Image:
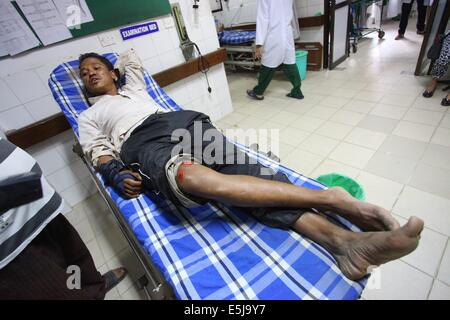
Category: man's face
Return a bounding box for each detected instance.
[80,57,117,96]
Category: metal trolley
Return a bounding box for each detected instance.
[349,0,386,53]
[218,29,261,71]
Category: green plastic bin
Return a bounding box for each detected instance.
[295,50,308,81]
[316,173,365,201]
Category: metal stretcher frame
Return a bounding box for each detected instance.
[72,143,174,300]
[222,42,261,71]
[220,30,261,71]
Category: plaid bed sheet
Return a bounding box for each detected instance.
[48,53,366,300]
[218,30,256,45]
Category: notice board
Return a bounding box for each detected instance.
[2,0,171,57]
[69,0,171,38]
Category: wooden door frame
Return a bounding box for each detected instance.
[415,0,450,76]
[323,0,331,69]
[328,0,351,69]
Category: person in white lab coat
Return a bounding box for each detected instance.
[247,0,304,100]
[395,0,432,40]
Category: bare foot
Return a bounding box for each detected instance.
[331,216,423,281]
[327,187,400,231]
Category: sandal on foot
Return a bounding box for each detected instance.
[103,267,127,292]
[246,89,264,100]
[286,93,304,100]
[422,90,435,98]
[441,97,450,106]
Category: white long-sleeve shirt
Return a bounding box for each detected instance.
[78,49,166,166]
[255,0,296,68]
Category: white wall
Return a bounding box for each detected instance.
[213,0,258,27]
[0,0,233,210]
[213,0,324,44]
[295,0,324,18]
[296,0,324,44]
[213,0,325,25]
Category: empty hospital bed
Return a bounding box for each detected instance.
[48,52,367,300]
[219,30,261,71]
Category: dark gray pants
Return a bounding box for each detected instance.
[398,0,426,35]
[0,214,106,300]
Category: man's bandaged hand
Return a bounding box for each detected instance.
[114,170,142,198]
[98,159,142,198]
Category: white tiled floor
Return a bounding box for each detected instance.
[217,21,450,300]
[65,20,449,300]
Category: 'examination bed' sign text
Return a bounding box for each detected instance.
[120,22,159,41]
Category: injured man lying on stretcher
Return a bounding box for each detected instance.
[77,49,423,282]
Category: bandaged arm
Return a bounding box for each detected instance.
[96,156,141,198]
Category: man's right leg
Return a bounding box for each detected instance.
[416,0,426,33]
[397,1,413,37]
[252,65,277,96]
[175,162,401,232]
[292,212,423,280]
[282,63,304,99]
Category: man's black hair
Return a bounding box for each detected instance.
[79,52,114,71]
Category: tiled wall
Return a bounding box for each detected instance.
[213,0,258,27]
[296,0,324,18]
[296,0,324,44]
[213,0,324,44]
[0,0,233,211]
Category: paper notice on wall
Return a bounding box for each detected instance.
[16,0,72,46]
[53,0,94,29]
[0,0,41,56]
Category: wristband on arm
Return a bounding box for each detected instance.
[97,159,137,196]
[97,159,125,185]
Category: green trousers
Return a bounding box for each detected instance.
[253,63,303,98]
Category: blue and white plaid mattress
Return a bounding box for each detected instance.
[48,53,367,300]
[218,30,256,45]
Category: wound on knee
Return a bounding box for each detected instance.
[177,169,185,183]
[177,161,199,188]
[177,161,195,184]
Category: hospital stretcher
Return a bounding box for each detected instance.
[218,30,261,71]
[48,53,367,300]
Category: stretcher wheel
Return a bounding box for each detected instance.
[136,275,148,290]
[378,30,385,39]
[352,43,357,54]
